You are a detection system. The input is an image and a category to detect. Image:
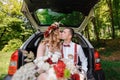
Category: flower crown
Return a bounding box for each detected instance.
[44,22,59,38]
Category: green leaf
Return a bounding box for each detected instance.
[64,69,71,78]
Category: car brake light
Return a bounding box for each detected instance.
[94,50,102,70]
[8,50,18,75]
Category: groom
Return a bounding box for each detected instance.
[61,27,88,73]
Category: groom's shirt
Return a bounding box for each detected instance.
[62,41,88,72]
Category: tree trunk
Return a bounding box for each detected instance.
[0,28,7,41]
[85,25,90,41]
[106,0,115,39]
[113,0,120,29]
[92,18,100,42]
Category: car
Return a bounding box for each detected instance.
[4,0,105,80]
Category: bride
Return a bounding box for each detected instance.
[12,22,62,80]
[36,22,62,80]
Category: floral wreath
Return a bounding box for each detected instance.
[44,22,59,38]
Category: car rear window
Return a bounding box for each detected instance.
[35,9,84,27]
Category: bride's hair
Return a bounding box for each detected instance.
[42,22,61,50]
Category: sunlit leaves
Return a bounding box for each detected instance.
[0,0,32,50]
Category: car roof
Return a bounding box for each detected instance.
[24,0,99,16]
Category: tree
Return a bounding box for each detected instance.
[106,0,115,39]
[0,0,33,50]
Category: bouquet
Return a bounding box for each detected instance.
[34,51,86,80]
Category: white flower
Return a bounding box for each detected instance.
[41,62,50,71]
[47,68,57,80]
[37,61,44,68]
[51,52,62,63]
[48,52,53,57]
[54,52,62,58]
[51,54,59,62]
[62,58,78,74]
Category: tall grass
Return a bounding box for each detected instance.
[0,51,13,80]
[102,60,120,80]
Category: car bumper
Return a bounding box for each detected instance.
[4,75,12,80]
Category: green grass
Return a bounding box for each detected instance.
[102,60,120,80]
[0,51,13,80]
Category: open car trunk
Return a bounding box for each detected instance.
[21,0,99,32]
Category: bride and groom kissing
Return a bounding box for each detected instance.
[36,22,87,80]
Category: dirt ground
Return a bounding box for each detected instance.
[101,51,120,61]
[93,39,120,61]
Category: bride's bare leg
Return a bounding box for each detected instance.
[37,72,47,80]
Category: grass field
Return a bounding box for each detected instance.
[102,60,120,80]
[0,51,13,80]
[0,51,120,80]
